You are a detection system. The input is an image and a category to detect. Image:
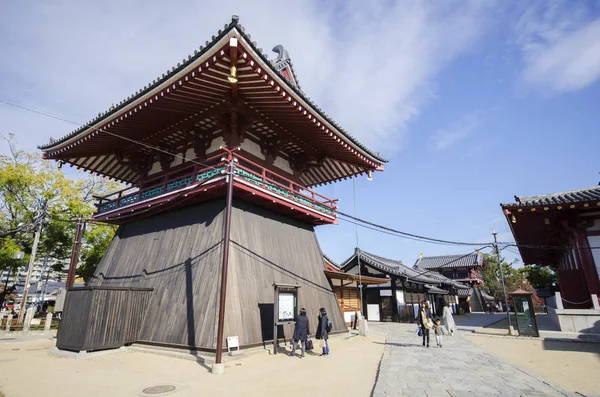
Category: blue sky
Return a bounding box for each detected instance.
[1,1,599,267]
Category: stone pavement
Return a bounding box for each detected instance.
[371,323,574,397]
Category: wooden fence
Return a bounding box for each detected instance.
[56,286,153,352]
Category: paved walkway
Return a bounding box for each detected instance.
[371,323,573,397]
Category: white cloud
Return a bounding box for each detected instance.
[0,0,492,155]
[431,113,480,150]
[517,1,600,92]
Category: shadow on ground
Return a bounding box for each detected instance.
[541,339,600,356]
[372,341,422,348]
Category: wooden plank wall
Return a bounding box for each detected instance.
[225,200,346,346]
[57,287,153,352]
[90,199,226,349]
[90,197,345,349]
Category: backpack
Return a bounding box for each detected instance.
[326,321,332,333]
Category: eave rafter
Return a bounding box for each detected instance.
[40,18,386,186]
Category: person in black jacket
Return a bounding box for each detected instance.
[290,308,310,358]
[315,307,330,356]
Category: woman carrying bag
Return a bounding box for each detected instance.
[290,308,310,359]
[315,307,331,356]
[419,300,433,348]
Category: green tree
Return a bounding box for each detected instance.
[519,265,557,289]
[78,223,116,283]
[0,236,23,301]
[480,252,526,300]
[0,134,120,283]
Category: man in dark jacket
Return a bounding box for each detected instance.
[290,308,310,358]
[315,307,330,356]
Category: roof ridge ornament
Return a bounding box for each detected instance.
[271,45,299,89]
[272,45,289,63]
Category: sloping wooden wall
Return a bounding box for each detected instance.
[90,199,226,349]
[90,198,345,349]
[225,200,346,346]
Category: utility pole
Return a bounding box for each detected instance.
[66,216,84,289]
[39,257,51,305]
[18,224,42,324]
[352,177,364,317]
[492,230,512,332]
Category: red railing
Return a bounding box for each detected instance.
[232,153,337,211]
[95,151,227,206]
[94,148,337,217]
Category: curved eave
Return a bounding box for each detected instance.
[39,19,386,170]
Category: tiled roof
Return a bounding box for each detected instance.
[323,254,340,269]
[501,185,600,208]
[38,16,387,165]
[413,253,483,270]
[425,285,449,295]
[415,269,470,290]
[342,249,439,284]
[480,290,495,301]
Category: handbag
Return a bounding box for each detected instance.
[319,339,325,348]
[306,338,314,350]
[416,326,422,337]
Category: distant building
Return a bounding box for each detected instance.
[0,258,67,287]
[322,254,388,325]
[337,249,468,323]
[502,185,600,334]
[414,253,494,313]
[1,258,68,307]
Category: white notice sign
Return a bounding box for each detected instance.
[278,292,295,321]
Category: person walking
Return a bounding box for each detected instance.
[442,302,456,335]
[419,300,433,348]
[315,307,330,356]
[433,319,446,348]
[289,308,310,358]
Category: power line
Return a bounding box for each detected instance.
[337,215,461,246]
[503,243,600,251]
[5,99,600,253]
[0,99,222,174]
[337,210,494,246]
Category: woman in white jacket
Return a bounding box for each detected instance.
[442,303,456,335]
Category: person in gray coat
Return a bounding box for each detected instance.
[315,307,330,356]
[290,308,310,358]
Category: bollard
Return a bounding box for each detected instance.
[359,318,369,336]
[44,312,53,332]
[23,307,35,332]
[6,314,13,331]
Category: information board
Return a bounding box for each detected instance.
[278,292,295,321]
